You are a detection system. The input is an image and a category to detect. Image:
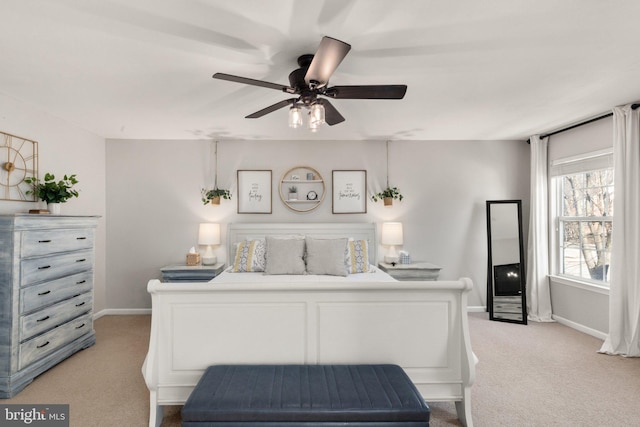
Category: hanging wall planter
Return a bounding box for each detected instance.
[370,141,404,206]
[371,187,404,206]
[201,141,231,206]
[201,188,231,206]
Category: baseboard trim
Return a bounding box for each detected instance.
[552,314,607,340]
[468,306,487,313]
[94,308,151,319]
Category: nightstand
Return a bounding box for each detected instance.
[378,262,442,281]
[161,263,226,282]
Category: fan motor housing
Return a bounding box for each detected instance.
[288,67,307,91]
[289,54,321,105]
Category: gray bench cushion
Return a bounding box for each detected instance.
[182,364,430,426]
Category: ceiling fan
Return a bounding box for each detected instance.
[212,36,407,130]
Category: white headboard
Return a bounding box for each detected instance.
[228,223,377,264]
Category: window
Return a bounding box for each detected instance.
[551,151,613,286]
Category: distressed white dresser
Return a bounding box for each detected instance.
[0,214,98,398]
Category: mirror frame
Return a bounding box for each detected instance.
[486,200,527,325]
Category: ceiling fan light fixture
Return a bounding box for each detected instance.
[288,105,303,128]
[213,36,406,130]
[308,103,325,131]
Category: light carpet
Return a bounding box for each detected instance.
[4,313,640,426]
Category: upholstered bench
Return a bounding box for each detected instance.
[182,364,430,426]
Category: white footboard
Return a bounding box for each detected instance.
[142,279,476,427]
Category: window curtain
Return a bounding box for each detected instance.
[526,135,554,322]
[599,104,640,357]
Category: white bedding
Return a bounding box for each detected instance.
[211,264,396,283]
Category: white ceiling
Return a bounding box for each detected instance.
[1,0,640,141]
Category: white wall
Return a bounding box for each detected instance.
[106,138,530,310]
[0,93,107,312]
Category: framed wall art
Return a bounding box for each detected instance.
[237,170,272,214]
[332,170,367,214]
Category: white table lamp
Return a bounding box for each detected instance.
[198,223,220,265]
[381,222,403,264]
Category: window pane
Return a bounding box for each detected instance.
[579,249,594,280]
[605,185,614,216]
[586,188,605,216]
[555,167,612,285]
[582,249,610,281]
[562,174,585,216]
[562,245,581,277]
[604,221,613,251]
[585,170,614,217]
[562,221,580,247]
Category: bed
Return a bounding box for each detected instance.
[142,223,476,427]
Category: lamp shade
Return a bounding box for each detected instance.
[198,223,220,245]
[381,222,403,246]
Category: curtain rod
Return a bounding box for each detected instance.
[527,103,640,143]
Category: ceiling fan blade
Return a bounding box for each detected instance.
[324,85,407,99]
[213,73,291,92]
[304,36,351,88]
[317,98,345,126]
[245,98,297,119]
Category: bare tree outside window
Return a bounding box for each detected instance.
[559,168,613,283]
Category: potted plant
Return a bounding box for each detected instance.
[25,172,79,214]
[371,186,404,206]
[288,186,298,201]
[201,187,231,205]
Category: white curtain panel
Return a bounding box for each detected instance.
[600,104,640,357]
[526,135,554,322]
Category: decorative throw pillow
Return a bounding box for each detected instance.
[305,237,348,276]
[265,236,306,275]
[231,240,266,272]
[345,239,370,274]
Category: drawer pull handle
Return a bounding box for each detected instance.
[37,316,50,322]
[38,290,51,296]
[38,265,51,270]
[37,341,50,349]
[76,258,86,263]
[76,237,87,240]
[76,323,86,329]
[76,280,87,284]
[76,302,86,307]
[38,239,52,243]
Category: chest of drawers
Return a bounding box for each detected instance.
[0,214,98,398]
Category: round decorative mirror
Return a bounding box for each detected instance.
[279,166,325,212]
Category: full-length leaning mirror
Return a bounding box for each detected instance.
[486,200,527,324]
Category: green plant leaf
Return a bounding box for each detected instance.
[24,172,80,203]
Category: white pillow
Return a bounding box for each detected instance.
[345,239,370,274]
[305,237,348,276]
[231,239,266,272]
[265,236,306,275]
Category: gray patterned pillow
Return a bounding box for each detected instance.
[265,236,306,275]
[305,237,348,276]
